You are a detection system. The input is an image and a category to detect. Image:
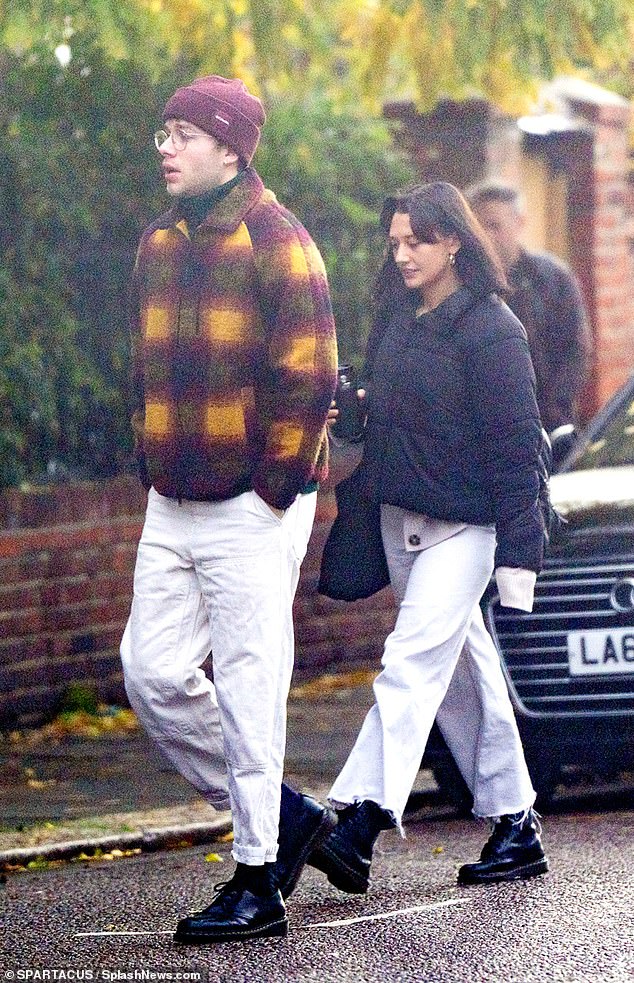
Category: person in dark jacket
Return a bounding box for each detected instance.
[272,182,549,900]
[467,181,592,434]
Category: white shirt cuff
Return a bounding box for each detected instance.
[495,567,537,612]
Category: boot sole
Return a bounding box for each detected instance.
[310,840,369,894]
[458,857,549,886]
[174,915,288,944]
[279,808,338,900]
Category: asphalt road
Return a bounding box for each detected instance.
[2,802,633,983]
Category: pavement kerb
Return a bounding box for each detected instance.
[0,668,379,870]
[0,813,233,869]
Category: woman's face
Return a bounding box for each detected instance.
[388,211,461,309]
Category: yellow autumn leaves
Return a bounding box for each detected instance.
[2,1,631,112]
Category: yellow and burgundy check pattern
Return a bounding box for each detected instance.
[129,169,337,508]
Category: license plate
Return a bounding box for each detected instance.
[568,627,634,676]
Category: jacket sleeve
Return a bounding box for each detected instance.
[540,262,592,431]
[128,246,151,491]
[468,302,544,573]
[251,211,338,509]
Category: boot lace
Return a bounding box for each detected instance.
[189,878,242,917]
[489,807,542,834]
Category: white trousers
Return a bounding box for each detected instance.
[120,487,316,864]
[329,505,535,826]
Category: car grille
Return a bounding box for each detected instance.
[484,554,634,718]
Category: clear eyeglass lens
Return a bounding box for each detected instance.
[154,127,187,151]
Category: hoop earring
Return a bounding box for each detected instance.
[448,252,456,267]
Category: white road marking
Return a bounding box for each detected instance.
[74,930,174,937]
[307,897,472,928]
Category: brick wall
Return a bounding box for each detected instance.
[573,91,634,405]
[0,478,146,728]
[0,471,394,729]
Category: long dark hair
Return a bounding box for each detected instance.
[373,181,507,322]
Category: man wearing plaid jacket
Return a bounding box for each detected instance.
[120,75,338,944]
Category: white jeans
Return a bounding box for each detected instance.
[120,487,316,864]
[329,504,535,826]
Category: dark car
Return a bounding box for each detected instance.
[425,374,634,807]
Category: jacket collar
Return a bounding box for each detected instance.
[153,167,266,236]
[416,286,480,335]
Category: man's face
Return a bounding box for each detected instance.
[471,199,524,272]
[157,119,239,197]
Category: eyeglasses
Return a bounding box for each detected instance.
[154,126,200,152]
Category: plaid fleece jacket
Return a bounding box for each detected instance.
[129,168,338,509]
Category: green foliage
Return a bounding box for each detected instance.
[56,682,99,715]
[338,0,633,113]
[0,45,178,487]
[0,37,412,487]
[0,0,172,78]
[257,95,414,364]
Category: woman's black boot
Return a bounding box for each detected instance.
[310,799,395,894]
[457,808,548,885]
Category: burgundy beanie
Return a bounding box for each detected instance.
[163,75,265,165]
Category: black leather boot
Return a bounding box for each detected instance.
[310,799,396,894]
[457,808,548,885]
[272,783,338,899]
[174,863,287,944]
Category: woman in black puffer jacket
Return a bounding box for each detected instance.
[275,183,549,899]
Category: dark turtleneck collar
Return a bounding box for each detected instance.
[177,169,245,230]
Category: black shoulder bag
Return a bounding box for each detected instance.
[318,466,390,601]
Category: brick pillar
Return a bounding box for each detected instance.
[558,83,634,405]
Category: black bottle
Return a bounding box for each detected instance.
[332,364,364,442]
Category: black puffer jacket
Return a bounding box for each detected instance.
[357,287,544,573]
